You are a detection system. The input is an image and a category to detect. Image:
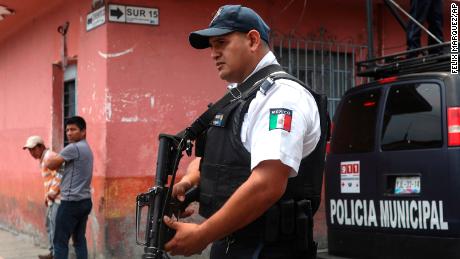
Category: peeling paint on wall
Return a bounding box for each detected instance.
[105,89,112,121]
[121,116,147,123]
[98,46,134,59]
[119,92,153,107]
[107,90,158,123]
[149,96,155,109]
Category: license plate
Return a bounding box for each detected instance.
[394,176,421,194]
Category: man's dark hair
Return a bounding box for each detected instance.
[65,116,86,130]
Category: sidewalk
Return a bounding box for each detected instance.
[0,227,49,259]
[0,226,346,259]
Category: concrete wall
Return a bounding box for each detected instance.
[0,0,108,255]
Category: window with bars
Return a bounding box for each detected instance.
[63,65,77,146]
[271,38,367,117]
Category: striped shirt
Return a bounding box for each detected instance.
[40,149,62,205]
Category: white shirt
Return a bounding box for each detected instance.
[240,51,321,177]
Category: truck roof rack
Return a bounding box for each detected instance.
[357,42,451,79]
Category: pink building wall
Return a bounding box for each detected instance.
[0,0,452,257]
[0,0,108,254]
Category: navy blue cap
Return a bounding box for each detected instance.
[189,5,270,49]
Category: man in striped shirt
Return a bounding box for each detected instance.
[24,136,62,259]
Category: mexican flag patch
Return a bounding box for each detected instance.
[269,108,292,132]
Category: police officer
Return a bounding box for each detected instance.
[163,5,321,258]
[406,0,444,56]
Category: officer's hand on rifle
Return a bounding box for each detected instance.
[163,216,209,256]
[171,157,201,218]
[171,180,195,218]
[172,180,192,202]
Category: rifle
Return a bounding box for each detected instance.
[135,133,199,259]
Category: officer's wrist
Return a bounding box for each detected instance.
[179,178,192,189]
[196,221,217,246]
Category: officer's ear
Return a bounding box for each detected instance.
[246,30,261,51]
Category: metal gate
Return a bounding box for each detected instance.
[270,35,368,117]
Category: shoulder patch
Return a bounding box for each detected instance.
[212,113,224,127]
[259,77,275,95]
[269,108,292,132]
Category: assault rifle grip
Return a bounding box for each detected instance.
[160,186,200,246]
[168,186,200,218]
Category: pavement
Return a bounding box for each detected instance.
[0,227,49,259]
[0,227,347,259]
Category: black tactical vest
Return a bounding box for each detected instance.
[198,68,329,237]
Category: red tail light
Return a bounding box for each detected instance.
[378,76,397,84]
[363,101,376,107]
[448,107,460,146]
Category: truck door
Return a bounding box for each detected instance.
[376,80,451,251]
[325,86,383,257]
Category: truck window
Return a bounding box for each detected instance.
[381,83,442,151]
[331,88,381,153]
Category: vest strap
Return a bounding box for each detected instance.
[184,64,284,140]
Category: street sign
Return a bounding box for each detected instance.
[126,6,159,25]
[86,6,106,31]
[108,4,125,23]
[108,4,159,25]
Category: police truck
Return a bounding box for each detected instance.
[325,43,459,258]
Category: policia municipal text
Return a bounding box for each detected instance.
[163,5,328,259]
